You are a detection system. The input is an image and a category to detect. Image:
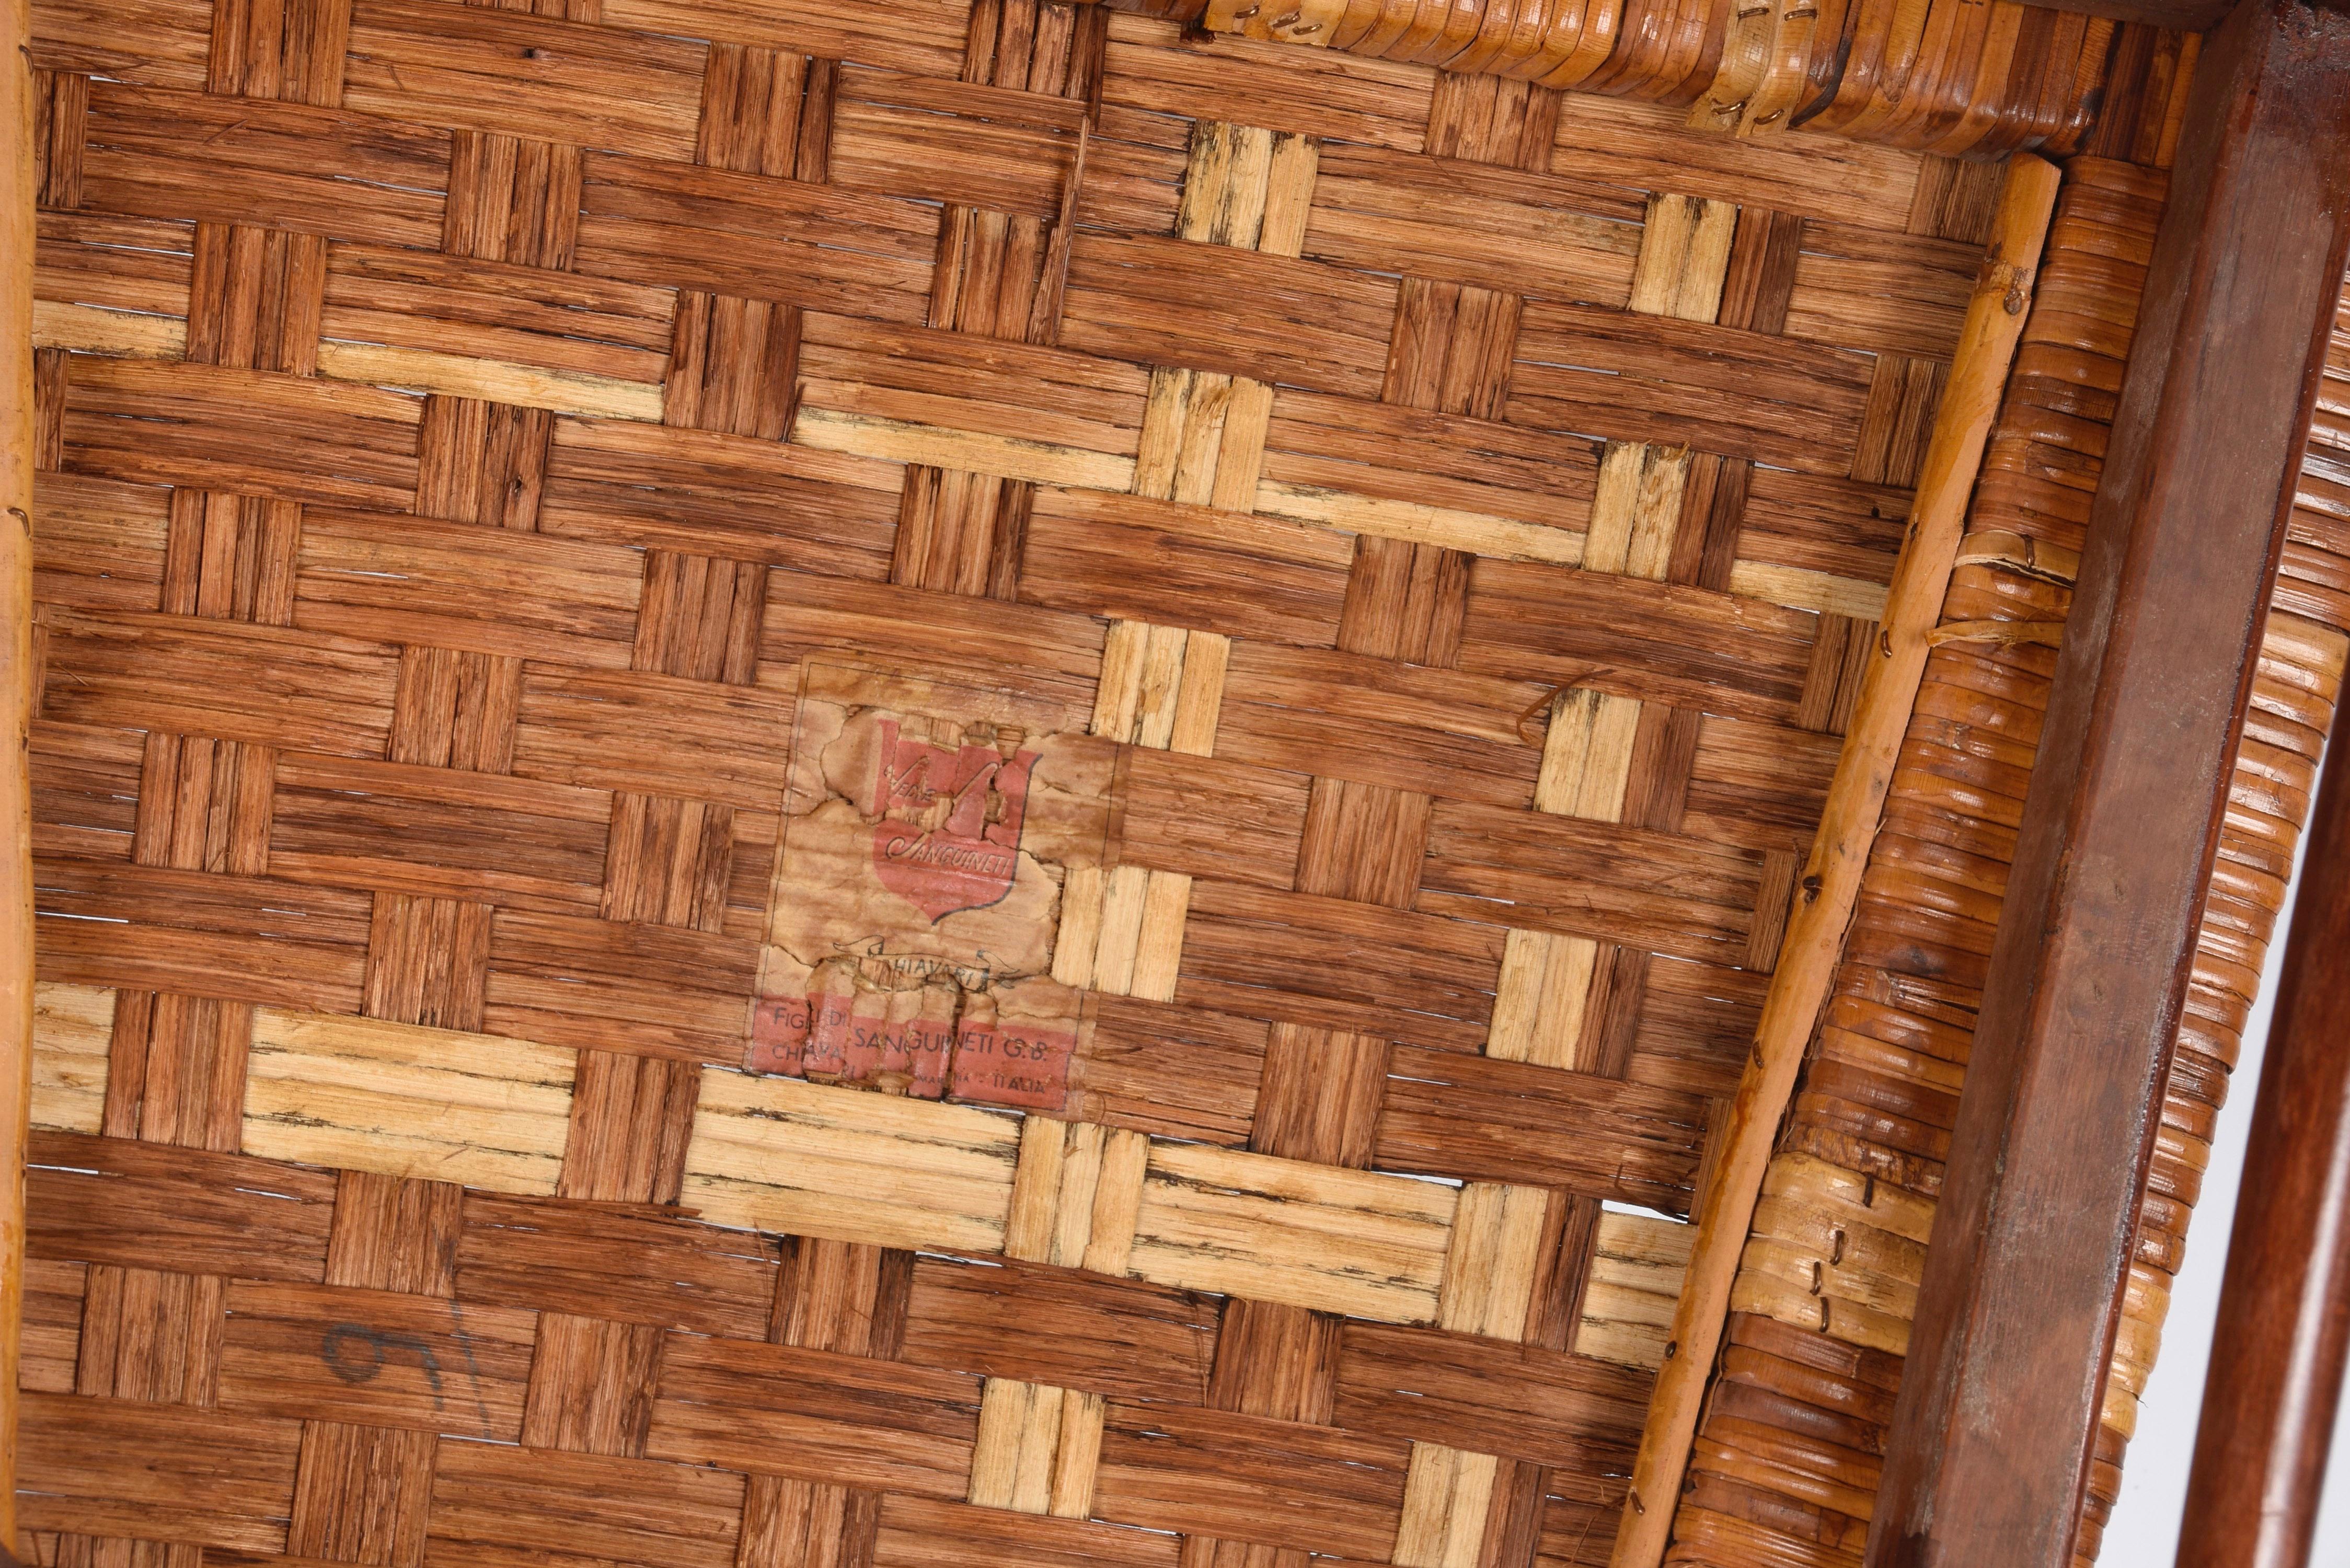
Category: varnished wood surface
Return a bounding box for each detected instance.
[1869,0,2350,1561]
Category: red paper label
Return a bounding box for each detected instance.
[807,1003,957,1099]
[868,719,1040,923]
[747,994,813,1076]
[947,1018,1076,1111]
[753,670,1108,1118]
[745,991,1073,1112]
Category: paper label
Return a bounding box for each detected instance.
[750,665,1112,1113]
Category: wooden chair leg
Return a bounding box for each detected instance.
[2178,683,2350,1567]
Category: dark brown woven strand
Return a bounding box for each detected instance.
[1663,156,2350,1567]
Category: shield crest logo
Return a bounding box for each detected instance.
[868,719,1040,923]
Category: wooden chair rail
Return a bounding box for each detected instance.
[1869,0,2350,1560]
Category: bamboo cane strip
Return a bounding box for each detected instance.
[1169,629,1228,756]
[1435,1182,1550,1339]
[1738,0,1823,136]
[244,1011,579,1196]
[29,983,111,1137]
[1581,1211,1696,1370]
[1393,1443,1501,1568]
[1605,150,2063,1568]
[969,1378,1105,1518]
[1,0,32,1531]
[30,300,188,360]
[1487,928,1600,1067]
[314,341,665,422]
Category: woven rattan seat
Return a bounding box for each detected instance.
[10,1,2349,1565]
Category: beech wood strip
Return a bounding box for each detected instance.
[34,861,370,1018]
[1337,1320,1654,1469]
[27,1128,336,1282]
[1608,152,2060,1567]
[1092,1399,1411,1560]
[876,1492,1182,1568]
[900,1253,1218,1407]
[318,243,674,373]
[62,358,421,509]
[1178,879,1505,1052]
[6,53,129,556]
[77,82,448,249]
[832,66,1085,218]
[343,0,706,160]
[218,1278,537,1439]
[542,418,898,574]
[1377,1045,1713,1214]
[454,1195,769,1340]
[649,1332,983,1498]
[18,1391,301,1548]
[1099,16,1436,153]
[426,1445,745,1568]
[41,609,400,758]
[575,155,939,324]
[598,0,972,78]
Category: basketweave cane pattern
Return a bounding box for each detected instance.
[1663,160,2350,1568]
[11,2,2188,1566]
